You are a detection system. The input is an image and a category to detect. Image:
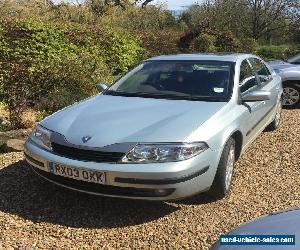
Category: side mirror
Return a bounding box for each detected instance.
[96,83,108,92]
[260,75,271,82]
[242,90,271,102]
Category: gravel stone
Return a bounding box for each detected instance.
[0,109,299,249]
[4,139,25,152]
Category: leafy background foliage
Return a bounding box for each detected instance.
[0,19,145,128]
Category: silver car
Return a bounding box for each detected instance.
[269,53,300,108]
[24,53,283,200]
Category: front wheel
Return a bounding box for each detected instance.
[266,100,282,131]
[207,137,236,199]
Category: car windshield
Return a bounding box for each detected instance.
[105,60,234,101]
[287,53,300,64]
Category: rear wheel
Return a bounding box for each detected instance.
[207,137,235,199]
[282,84,300,108]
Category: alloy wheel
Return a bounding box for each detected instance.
[274,101,282,127]
[282,87,300,106]
[225,145,235,191]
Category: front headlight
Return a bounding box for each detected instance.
[121,142,209,163]
[30,124,52,151]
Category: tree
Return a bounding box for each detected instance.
[180,0,300,43]
[134,0,154,8]
[86,0,130,15]
[243,0,300,40]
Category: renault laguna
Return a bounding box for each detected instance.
[24,53,282,200]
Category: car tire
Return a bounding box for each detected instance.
[207,137,236,199]
[282,84,300,108]
[266,100,282,131]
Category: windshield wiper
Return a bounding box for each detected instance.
[104,90,225,101]
[104,90,188,98]
[136,92,226,101]
[105,91,191,99]
[104,90,138,97]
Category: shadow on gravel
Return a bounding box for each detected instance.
[174,194,218,206]
[0,160,179,229]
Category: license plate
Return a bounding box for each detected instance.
[48,162,106,184]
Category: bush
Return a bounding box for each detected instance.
[0,20,145,128]
[191,33,216,52]
[0,62,29,128]
[239,38,258,53]
[215,32,240,52]
[101,29,146,74]
[0,24,5,102]
[28,51,112,114]
[138,29,182,56]
[256,45,300,61]
[107,5,177,31]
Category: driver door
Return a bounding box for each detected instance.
[239,59,267,145]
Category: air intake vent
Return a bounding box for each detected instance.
[51,143,125,163]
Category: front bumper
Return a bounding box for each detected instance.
[24,140,221,200]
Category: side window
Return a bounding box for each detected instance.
[239,59,257,93]
[249,58,271,84]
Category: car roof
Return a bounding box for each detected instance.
[146,53,255,62]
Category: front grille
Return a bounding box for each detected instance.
[51,143,124,163]
[31,166,175,198]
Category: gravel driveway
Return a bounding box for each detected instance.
[0,109,299,250]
